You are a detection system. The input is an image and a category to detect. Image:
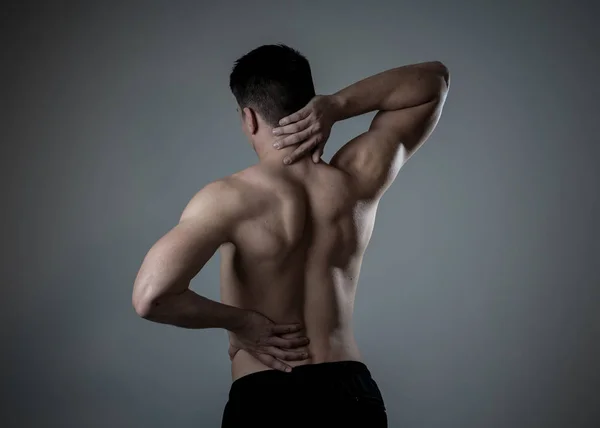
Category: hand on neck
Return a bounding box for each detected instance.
[242,107,314,167]
[254,133,310,166]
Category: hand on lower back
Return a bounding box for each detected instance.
[272,95,339,164]
[229,310,310,372]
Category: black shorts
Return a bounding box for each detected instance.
[221,361,387,428]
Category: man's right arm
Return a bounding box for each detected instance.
[330,61,449,200]
[132,181,310,371]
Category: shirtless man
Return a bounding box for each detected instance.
[132,45,449,427]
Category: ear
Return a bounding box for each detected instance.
[242,107,258,135]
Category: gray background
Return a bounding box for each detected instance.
[3,1,599,427]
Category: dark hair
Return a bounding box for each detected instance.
[229,44,315,127]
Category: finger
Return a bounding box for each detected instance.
[312,144,324,163]
[281,351,310,361]
[271,323,304,335]
[279,109,310,126]
[255,352,292,372]
[272,116,312,136]
[263,347,309,361]
[274,128,312,149]
[266,336,310,349]
[284,138,319,165]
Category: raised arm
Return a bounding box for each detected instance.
[273,61,449,200]
[330,61,449,199]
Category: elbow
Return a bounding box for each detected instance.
[432,61,450,89]
[132,294,152,319]
[132,285,156,319]
[417,61,450,100]
[133,299,152,319]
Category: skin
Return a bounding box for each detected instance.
[132,61,450,380]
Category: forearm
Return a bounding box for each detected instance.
[332,61,449,120]
[134,287,248,331]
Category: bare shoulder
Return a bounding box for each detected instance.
[180,176,247,223]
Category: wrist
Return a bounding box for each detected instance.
[224,305,250,334]
[328,93,347,122]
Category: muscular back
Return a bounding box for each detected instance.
[133,62,449,379]
[220,161,377,378]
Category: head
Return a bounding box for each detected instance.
[229,44,315,152]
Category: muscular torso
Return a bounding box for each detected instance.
[219,160,379,380]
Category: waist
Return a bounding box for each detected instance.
[231,334,361,381]
[229,360,371,399]
[223,359,387,428]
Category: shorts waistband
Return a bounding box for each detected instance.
[230,360,370,397]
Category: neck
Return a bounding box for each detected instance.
[254,135,313,168]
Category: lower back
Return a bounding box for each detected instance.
[231,332,362,380]
[225,252,364,380]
